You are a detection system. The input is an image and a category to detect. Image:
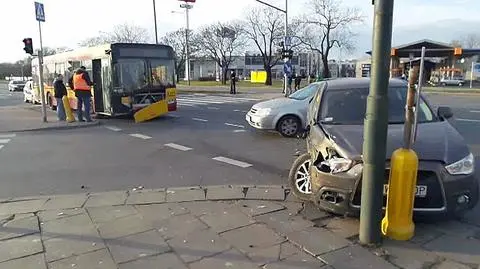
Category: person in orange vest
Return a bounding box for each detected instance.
[68,66,93,122]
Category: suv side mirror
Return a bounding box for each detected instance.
[437,106,453,119]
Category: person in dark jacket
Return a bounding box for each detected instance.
[53,74,67,121]
[230,70,237,94]
[68,66,93,122]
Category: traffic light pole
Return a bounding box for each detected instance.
[359,0,394,245]
[38,21,47,123]
[283,0,289,96]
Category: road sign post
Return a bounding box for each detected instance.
[35,1,47,122]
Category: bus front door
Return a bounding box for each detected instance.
[92,59,104,113]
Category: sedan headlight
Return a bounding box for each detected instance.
[445,153,475,175]
[255,108,272,116]
[321,157,354,174]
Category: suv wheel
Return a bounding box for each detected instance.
[288,153,313,201]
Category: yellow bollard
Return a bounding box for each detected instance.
[62,96,75,123]
[381,148,419,241]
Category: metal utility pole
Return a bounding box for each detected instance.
[153,0,158,44]
[255,0,288,93]
[34,2,47,123]
[359,0,395,245]
[180,3,193,86]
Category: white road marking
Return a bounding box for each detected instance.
[470,110,480,113]
[225,123,245,128]
[456,118,480,123]
[105,126,122,132]
[208,107,220,110]
[0,134,16,138]
[241,110,248,113]
[233,109,241,112]
[0,145,3,151]
[192,118,208,122]
[129,133,152,140]
[169,114,181,118]
[164,143,193,151]
[233,129,246,133]
[177,103,196,107]
[0,139,11,144]
[178,98,224,104]
[212,156,252,168]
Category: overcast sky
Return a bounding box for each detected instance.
[1,0,478,63]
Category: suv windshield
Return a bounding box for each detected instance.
[319,87,436,125]
[289,83,321,100]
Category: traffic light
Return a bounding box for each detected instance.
[23,38,33,55]
[282,49,294,59]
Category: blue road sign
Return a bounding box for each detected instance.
[283,61,292,76]
[35,2,45,22]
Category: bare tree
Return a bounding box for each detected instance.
[297,0,364,78]
[462,33,480,49]
[243,7,284,86]
[193,21,246,84]
[79,23,150,47]
[161,28,194,83]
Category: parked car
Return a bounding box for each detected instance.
[289,77,478,218]
[245,82,323,137]
[8,80,26,92]
[440,76,465,86]
[23,80,41,104]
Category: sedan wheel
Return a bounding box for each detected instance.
[278,115,300,138]
[288,153,313,201]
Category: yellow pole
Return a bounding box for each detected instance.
[381,66,420,241]
[62,96,75,123]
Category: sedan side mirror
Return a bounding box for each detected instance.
[437,106,453,119]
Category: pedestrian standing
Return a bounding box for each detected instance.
[53,74,67,121]
[68,66,93,122]
[230,70,237,94]
[294,73,302,91]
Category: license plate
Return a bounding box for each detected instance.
[383,185,427,198]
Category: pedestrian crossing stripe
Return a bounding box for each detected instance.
[176,95,260,107]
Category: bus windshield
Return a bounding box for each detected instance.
[150,59,175,88]
[113,59,147,92]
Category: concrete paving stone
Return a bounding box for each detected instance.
[246,243,282,265]
[423,234,480,264]
[299,202,331,221]
[255,210,314,236]
[378,239,439,269]
[0,199,47,215]
[97,214,152,239]
[107,229,170,264]
[430,220,480,238]
[462,204,480,226]
[435,260,472,269]
[118,253,189,269]
[221,223,285,253]
[319,245,399,269]
[318,217,360,239]
[48,248,116,269]
[43,236,105,262]
[245,187,285,201]
[84,191,128,207]
[237,200,285,217]
[136,203,189,225]
[182,201,235,217]
[282,202,305,216]
[409,223,445,245]
[125,190,166,205]
[0,234,43,263]
[287,226,350,256]
[87,205,138,224]
[189,248,258,269]
[38,208,85,222]
[0,214,14,225]
[166,186,206,202]
[279,242,303,259]
[156,213,209,240]
[10,213,35,220]
[41,213,99,240]
[199,206,254,233]
[0,214,39,241]
[168,228,231,263]
[0,253,47,269]
[205,185,245,200]
[41,194,89,210]
[263,250,327,269]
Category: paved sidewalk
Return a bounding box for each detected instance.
[0,185,479,269]
[0,106,100,133]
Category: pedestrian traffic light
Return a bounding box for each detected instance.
[282,49,294,59]
[23,38,33,55]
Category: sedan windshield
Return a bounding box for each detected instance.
[289,83,321,100]
[12,81,24,85]
[319,87,436,125]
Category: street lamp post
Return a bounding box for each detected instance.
[255,0,288,93]
[180,3,192,86]
[153,0,158,44]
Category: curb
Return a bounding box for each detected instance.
[3,120,102,133]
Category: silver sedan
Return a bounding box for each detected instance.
[245,82,323,137]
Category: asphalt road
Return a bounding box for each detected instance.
[0,81,23,107]
[1,91,480,199]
